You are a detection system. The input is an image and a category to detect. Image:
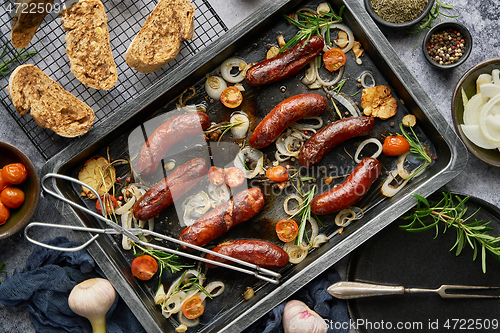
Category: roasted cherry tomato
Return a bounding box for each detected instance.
[266,165,288,182]
[382,135,410,156]
[224,167,245,188]
[131,255,158,281]
[1,163,28,185]
[275,219,299,242]
[0,201,10,225]
[182,296,204,319]
[323,48,347,72]
[0,187,25,209]
[0,169,10,192]
[220,86,243,108]
[208,166,225,186]
[96,194,118,215]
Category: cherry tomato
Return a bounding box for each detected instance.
[1,163,28,185]
[220,86,243,108]
[0,187,25,209]
[382,135,410,156]
[0,201,10,225]
[95,194,118,215]
[275,219,299,242]
[266,165,288,182]
[323,48,347,72]
[131,255,158,281]
[208,166,225,186]
[224,167,245,188]
[182,296,204,319]
[0,169,10,192]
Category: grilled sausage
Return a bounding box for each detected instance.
[136,112,210,175]
[299,116,375,167]
[133,158,208,220]
[249,93,327,149]
[179,188,265,247]
[311,158,382,215]
[205,240,289,268]
[246,35,324,86]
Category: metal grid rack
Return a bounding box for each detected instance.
[0,0,227,160]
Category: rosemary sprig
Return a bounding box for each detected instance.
[410,0,459,48]
[400,190,500,273]
[170,269,212,300]
[332,79,346,94]
[281,4,344,52]
[204,121,245,142]
[399,123,432,181]
[0,44,38,75]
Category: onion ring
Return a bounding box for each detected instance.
[234,147,265,179]
[354,138,383,163]
[360,72,375,88]
[284,242,308,264]
[284,194,304,215]
[314,58,344,87]
[335,206,363,227]
[230,112,250,139]
[312,234,328,248]
[220,57,247,83]
[321,23,355,53]
[381,169,406,197]
[205,76,227,100]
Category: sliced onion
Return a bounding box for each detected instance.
[284,242,308,264]
[178,311,200,327]
[314,58,344,87]
[205,76,227,100]
[326,89,362,117]
[479,93,500,144]
[220,57,247,83]
[479,83,500,99]
[492,69,500,85]
[335,207,363,227]
[183,191,211,227]
[289,116,324,131]
[302,61,316,85]
[115,195,135,215]
[284,194,304,215]
[360,72,375,88]
[198,281,225,302]
[297,217,319,251]
[397,151,412,180]
[463,93,484,126]
[234,147,265,179]
[148,217,154,231]
[312,234,328,248]
[381,169,406,197]
[275,150,291,162]
[162,292,184,318]
[354,138,382,163]
[208,183,231,207]
[154,284,167,304]
[121,211,133,250]
[230,112,250,139]
[321,23,354,53]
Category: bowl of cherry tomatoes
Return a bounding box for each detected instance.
[0,141,40,240]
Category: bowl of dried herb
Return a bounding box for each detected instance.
[364,0,435,28]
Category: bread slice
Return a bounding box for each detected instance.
[8,64,95,137]
[125,0,195,74]
[61,0,117,90]
[11,0,55,48]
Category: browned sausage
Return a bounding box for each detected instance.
[246,35,324,86]
[133,158,208,220]
[179,188,265,247]
[311,158,382,215]
[299,117,375,167]
[249,93,327,149]
[205,240,289,268]
[136,112,210,175]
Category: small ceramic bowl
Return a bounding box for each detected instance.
[423,21,472,69]
[451,58,500,167]
[0,142,40,239]
[364,0,435,29]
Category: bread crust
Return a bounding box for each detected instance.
[125,0,195,74]
[11,0,55,48]
[61,0,117,90]
[8,64,95,137]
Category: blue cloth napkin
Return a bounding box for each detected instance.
[0,237,145,333]
[244,268,349,333]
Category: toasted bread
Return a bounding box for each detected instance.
[8,64,95,137]
[11,0,55,48]
[125,0,195,74]
[61,0,117,90]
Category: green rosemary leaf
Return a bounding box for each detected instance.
[436,0,454,9]
[412,194,430,208]
[482,246,486,273]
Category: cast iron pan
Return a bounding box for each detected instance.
[347,190,500,333]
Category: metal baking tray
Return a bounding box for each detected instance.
[40,0,467,332]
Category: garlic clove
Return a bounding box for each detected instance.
[283,300,328,333]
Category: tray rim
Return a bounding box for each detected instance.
[39,0,468,332]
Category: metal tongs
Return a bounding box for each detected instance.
[25,173,282,284]
[327,281,500,299]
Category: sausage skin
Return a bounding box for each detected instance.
[246,35,324,86]
[205,240,289,269]
[136,112,210,175]
[133,158,208,220]
[311,158,382,215]
[249,93,328,149]
[179,188,265,247]
[299,116,375,167]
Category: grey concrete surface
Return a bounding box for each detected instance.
[0,0,499,332]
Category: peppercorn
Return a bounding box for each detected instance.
[427,28,466,66]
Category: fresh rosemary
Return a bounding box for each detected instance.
[204,121,245,142]
[0,44,38,75]
[170,269,212,299]
[399,123,432,181]
[400,190,500,273]
[282,4,344,52]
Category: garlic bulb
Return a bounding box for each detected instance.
[68,278,116,333]
[283,300,328,333]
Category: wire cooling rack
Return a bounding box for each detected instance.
[0,0,227,159]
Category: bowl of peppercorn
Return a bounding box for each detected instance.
[364,0,435,29]
[423,21,472,69]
